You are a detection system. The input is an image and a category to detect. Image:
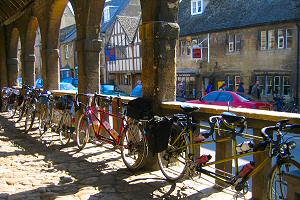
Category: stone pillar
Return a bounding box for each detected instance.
[45,49,59,90]
[77,39,101,94]
[140,21,179,108]
[23,54,35,86]
[252,128,271,200]
[215,133,232,187]
[7,58,19,87]
[0,27,8,87]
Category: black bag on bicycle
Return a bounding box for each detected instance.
[127,98,153,120]
[146,116,173,155]
[55,95,74,110]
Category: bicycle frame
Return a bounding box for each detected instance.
[169,124,270,185]
[83,103,128,146]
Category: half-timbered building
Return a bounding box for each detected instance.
[106,15,142,94]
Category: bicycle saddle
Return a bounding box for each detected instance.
[221,112,245,124]
[180,105,199,113]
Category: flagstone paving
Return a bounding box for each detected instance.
[0,113,251,200]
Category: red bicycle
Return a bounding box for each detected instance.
[75,93,148,170]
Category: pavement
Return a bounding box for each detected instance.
[0,112,252,200]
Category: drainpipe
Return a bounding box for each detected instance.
[296,23,300,105]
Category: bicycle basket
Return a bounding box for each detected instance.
[146,116,173,155]
[127,97,153,120]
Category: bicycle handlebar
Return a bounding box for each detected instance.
[261,123,300,141]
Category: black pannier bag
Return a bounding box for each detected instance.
[126,98,153,120]
[146,116,173,155]
[55,95,74,110]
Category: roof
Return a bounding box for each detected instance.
[60,24,76,44]
[179,0,300,36]
[117,15,140,42]
[101,0,130,33]
[0,0,34,25]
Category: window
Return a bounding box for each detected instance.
[260,31,267,50]
[260,29,293,50]
[103,7,110,22]
[268,30,275,49]
[286,29,293,48]
[176,76,196,98]
[278,29,285,49]
[191,0,203,15]
[283,76,291,96]
[65,45,69,59]
[202,92,219,102]
[228,34,241,53]
[266,76,272,95]
[226,75,240,91]
[179,41,191,56]
[216,93,233,102]
[255,75,291,96]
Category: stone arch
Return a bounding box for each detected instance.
[44,0,70,89]
[7,28,21,86]
[24,16,40,86]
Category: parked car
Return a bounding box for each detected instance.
[35,78,44,89]
[187,91,273,110]
[61,77,78,88]
[100,84,129,96]
[130,84,142,97]
[60,82,78,91]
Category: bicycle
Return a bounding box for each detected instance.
[156,106,300,199]
[38,93,74,146]
[282,97,300,113]
[75,93,148,170]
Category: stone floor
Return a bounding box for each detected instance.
[0,112,251,200]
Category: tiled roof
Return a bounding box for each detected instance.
[60,24,76,44]
[117,15,141,42]
[179,0,300,36]
[101,0,130,33]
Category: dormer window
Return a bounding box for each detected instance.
[191,0,203,15]
[103,6,110,22]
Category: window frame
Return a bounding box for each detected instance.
[277,29,285,49]
[286,29,293,49]
[191,0,204,15]
[268,30,276,50]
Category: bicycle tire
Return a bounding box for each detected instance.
[120,120,148,171]
[59,112,72,146]
[76,114,89,150]
[157,132,190,181]
[38,108,48,137]
[25,105,36,133]
[268,159,300,200]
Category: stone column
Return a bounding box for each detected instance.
[0,27,8,87]
[140,21,179,108]
[7,58,18,87]
[45,49,59,90]
[77,38,101,94]
[23,54,35,86]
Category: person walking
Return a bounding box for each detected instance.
[250,80,261,99]
[236,82,245,93]
[205,82,213,94]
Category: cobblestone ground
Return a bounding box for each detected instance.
[0,113,251,200]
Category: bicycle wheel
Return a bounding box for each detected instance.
[157,132,189,181]
[76,114,89,150]
[25,104,36,132]
[59,112,72,146]
[268,159,300,200]
[120,121,148,170]
[39,107,48,137]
